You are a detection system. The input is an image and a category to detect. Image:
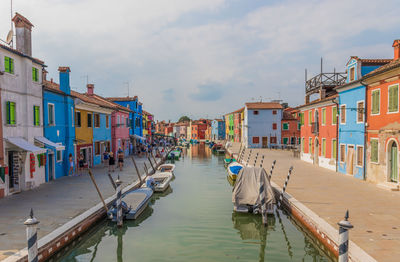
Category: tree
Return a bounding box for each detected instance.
[178,116,190,123]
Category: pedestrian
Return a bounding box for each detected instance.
[78,154,85,175]
[109,151,115,172]
[103,150,109,168]
[118,148,124,171]
[68,153,74,176]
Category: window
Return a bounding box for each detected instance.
[48,104,55,125]
[253,110,259,115]
[106,115,109,128]
[6,101,16,125]
[272,123,277,130]
[87,113,92,127]
[340,105,346,124]
[340,144,346,162]
[32,67,39,82]
[283,137,289,144]
[272,110,277,115]
[357,101,364,123]
[332,107,337,125]
[270,136,277,144]
[4,56,14,74]
[297,122,301,130]
[356,146,364,166]
[283,122,289,130]
[300,113,304,126]
[388,84,399,113]
[308,110,312,126]
[33,106,40,126]
[71,107,74,127]
[95,142,100,155]
[56,150,62,162]
[75,111,81,127]
[301,138,305,152]
[349,67,355,82]
[322,108,326,125]
[94,114,100,128]
[322,139,326,157]
[126,117,129,127]
[371,89,380,115]
[370,139,378,163]
[328,140,335,160]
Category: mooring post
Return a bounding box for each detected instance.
[246,149,252,166]
[151,151,158,167]
[116,176,123,227]
[338,210,353,262]
[107,172,117,190]
[24,208,39,262]
[131,156,143,186]
[148,155,155,172]
[144,162,150,179]
[253,152,259,166]
[259,155,265,168]
[259,172,267,225]
[278,166,293,208]
[268,160,276,180]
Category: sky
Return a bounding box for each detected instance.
[0,0,399,121]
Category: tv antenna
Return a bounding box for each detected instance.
[81,75,89,85]
[0,0,14,46]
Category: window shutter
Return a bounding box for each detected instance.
[4,57,9,73]
[10,102,15,124]
[394,86,398,111]
[32,68,35,81]
[6,101,10,124]
[371,140,378,162]
[10,58,14,74]
[333,140,337,158]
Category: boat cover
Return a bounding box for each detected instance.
[232,167,275,207]
[229,164,243,175]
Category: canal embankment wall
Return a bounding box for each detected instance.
[226,143,377,262]
[2,150,171,262]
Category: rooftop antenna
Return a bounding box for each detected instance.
[0,0,13,46]
[124,81,129,97]
[81,75,89,85]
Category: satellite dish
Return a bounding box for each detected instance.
[6,30,13,44]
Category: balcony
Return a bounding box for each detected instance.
[311,122,319,135]
[305,72,347,95]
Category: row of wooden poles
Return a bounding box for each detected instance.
[233,145,353,262]
[24,146,172,262]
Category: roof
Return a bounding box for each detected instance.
[43,80,66,95]
[348,56,392,66]
[12,13,34,28]
[364,58,400,79]
[106,96,138,102]
[245,102,283,110]
[226,107,245,116]
[297,94,338,109]
[142,110,153,116]
[72,91,130,112]
[0,43,45,65]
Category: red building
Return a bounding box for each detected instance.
[281,108,300,146]
[191,119,209,140]
[299,95,338,171]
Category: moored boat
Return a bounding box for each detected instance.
[157,163,176,174]
[224,158,236,166]
[151,172,173,192]
[227,161,244,181]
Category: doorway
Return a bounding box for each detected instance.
[314,138,319,165]
[346,145,355,175]
[262,137,268,148]
[388,141,398,182]
[8,151,20,192]
[48,152,54,181]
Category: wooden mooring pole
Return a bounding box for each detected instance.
[131,156,143,186]
[88,169,109,213]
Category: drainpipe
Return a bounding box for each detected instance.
[361,80,368,180]
[0,87,4,167]
[332,98,339,172]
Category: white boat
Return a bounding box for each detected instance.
[157,163,175,174]
[227,162,244,181]
[151,172,173,192]
[232,167,275,215]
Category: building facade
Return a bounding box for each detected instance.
[211,119,225,141]
[281,108,300,146]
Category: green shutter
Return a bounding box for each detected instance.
[322,109,326,125]
[332,140,337,159]
[10,58,14,74]
[283,137,288,144]
[332,107,337,124]
[33,106,40,126]
[394,86,399,111]
[6,101,10,124]
[372,91,380,114]
[4,57,10,73]
[10,102,15,125]
[32,67,35,81]
[371,140,378,163]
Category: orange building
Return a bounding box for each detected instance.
[281,108,300,146]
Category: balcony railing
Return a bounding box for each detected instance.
[311,122,319,135]
[305,72,347,94]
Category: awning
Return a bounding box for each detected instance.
[34,136,65,151]
[131,134,146,141]
[5,137,47,154]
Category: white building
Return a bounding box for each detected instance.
[0,13,46,196]
[243,102,283,148]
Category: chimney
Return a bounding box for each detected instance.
[87,84,94,95]
[393,40,400,60]
[59,67,71,95]
[12,13,33,56]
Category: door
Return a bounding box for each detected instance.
[390,143,398,182]
[262,137,268,148]
[8,151,20,192]
[48,153,54,181]
[346,145,355,175]
[8,152,14,189]
[88,147,93,167]
[314,138,319,165]
[100,142,105,162]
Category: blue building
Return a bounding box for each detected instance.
[40,67,75,180]
[243,102,283,148]
[211,119,225,141]
[336,57,390,179]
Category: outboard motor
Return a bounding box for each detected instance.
[146,177,156,190]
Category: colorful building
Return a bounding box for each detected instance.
[234,108,244,142]
[41,67,75,180]
[281,108,300,146]
[191,119,208,140]
[211,119,225,141]
[0,13,47,196]
[363,40,400,189]
[336,57,390,179]
[243,102,283,148]
[225,109,239,142]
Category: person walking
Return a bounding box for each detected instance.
[68,153,74,176]
[109,151,115,172]
[103,150,109,168]
[118,148,124,171]
[78,154,85,176]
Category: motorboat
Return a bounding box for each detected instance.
[227,161,244,181]
[224,158,236,166]
[232,167,275,215]
[151,172,173,192]
[108,180,154,221]
[168,150,181,160]
[212,143,225,154]
[156,163,175,174]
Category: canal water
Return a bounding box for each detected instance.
[56,144,334,261]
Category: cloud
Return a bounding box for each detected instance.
[162,88,176,102]
[189,83,224,101]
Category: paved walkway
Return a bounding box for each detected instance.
[228,144,400,262]
[0,154,159,260]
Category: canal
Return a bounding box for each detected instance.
[55,144,334,261]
